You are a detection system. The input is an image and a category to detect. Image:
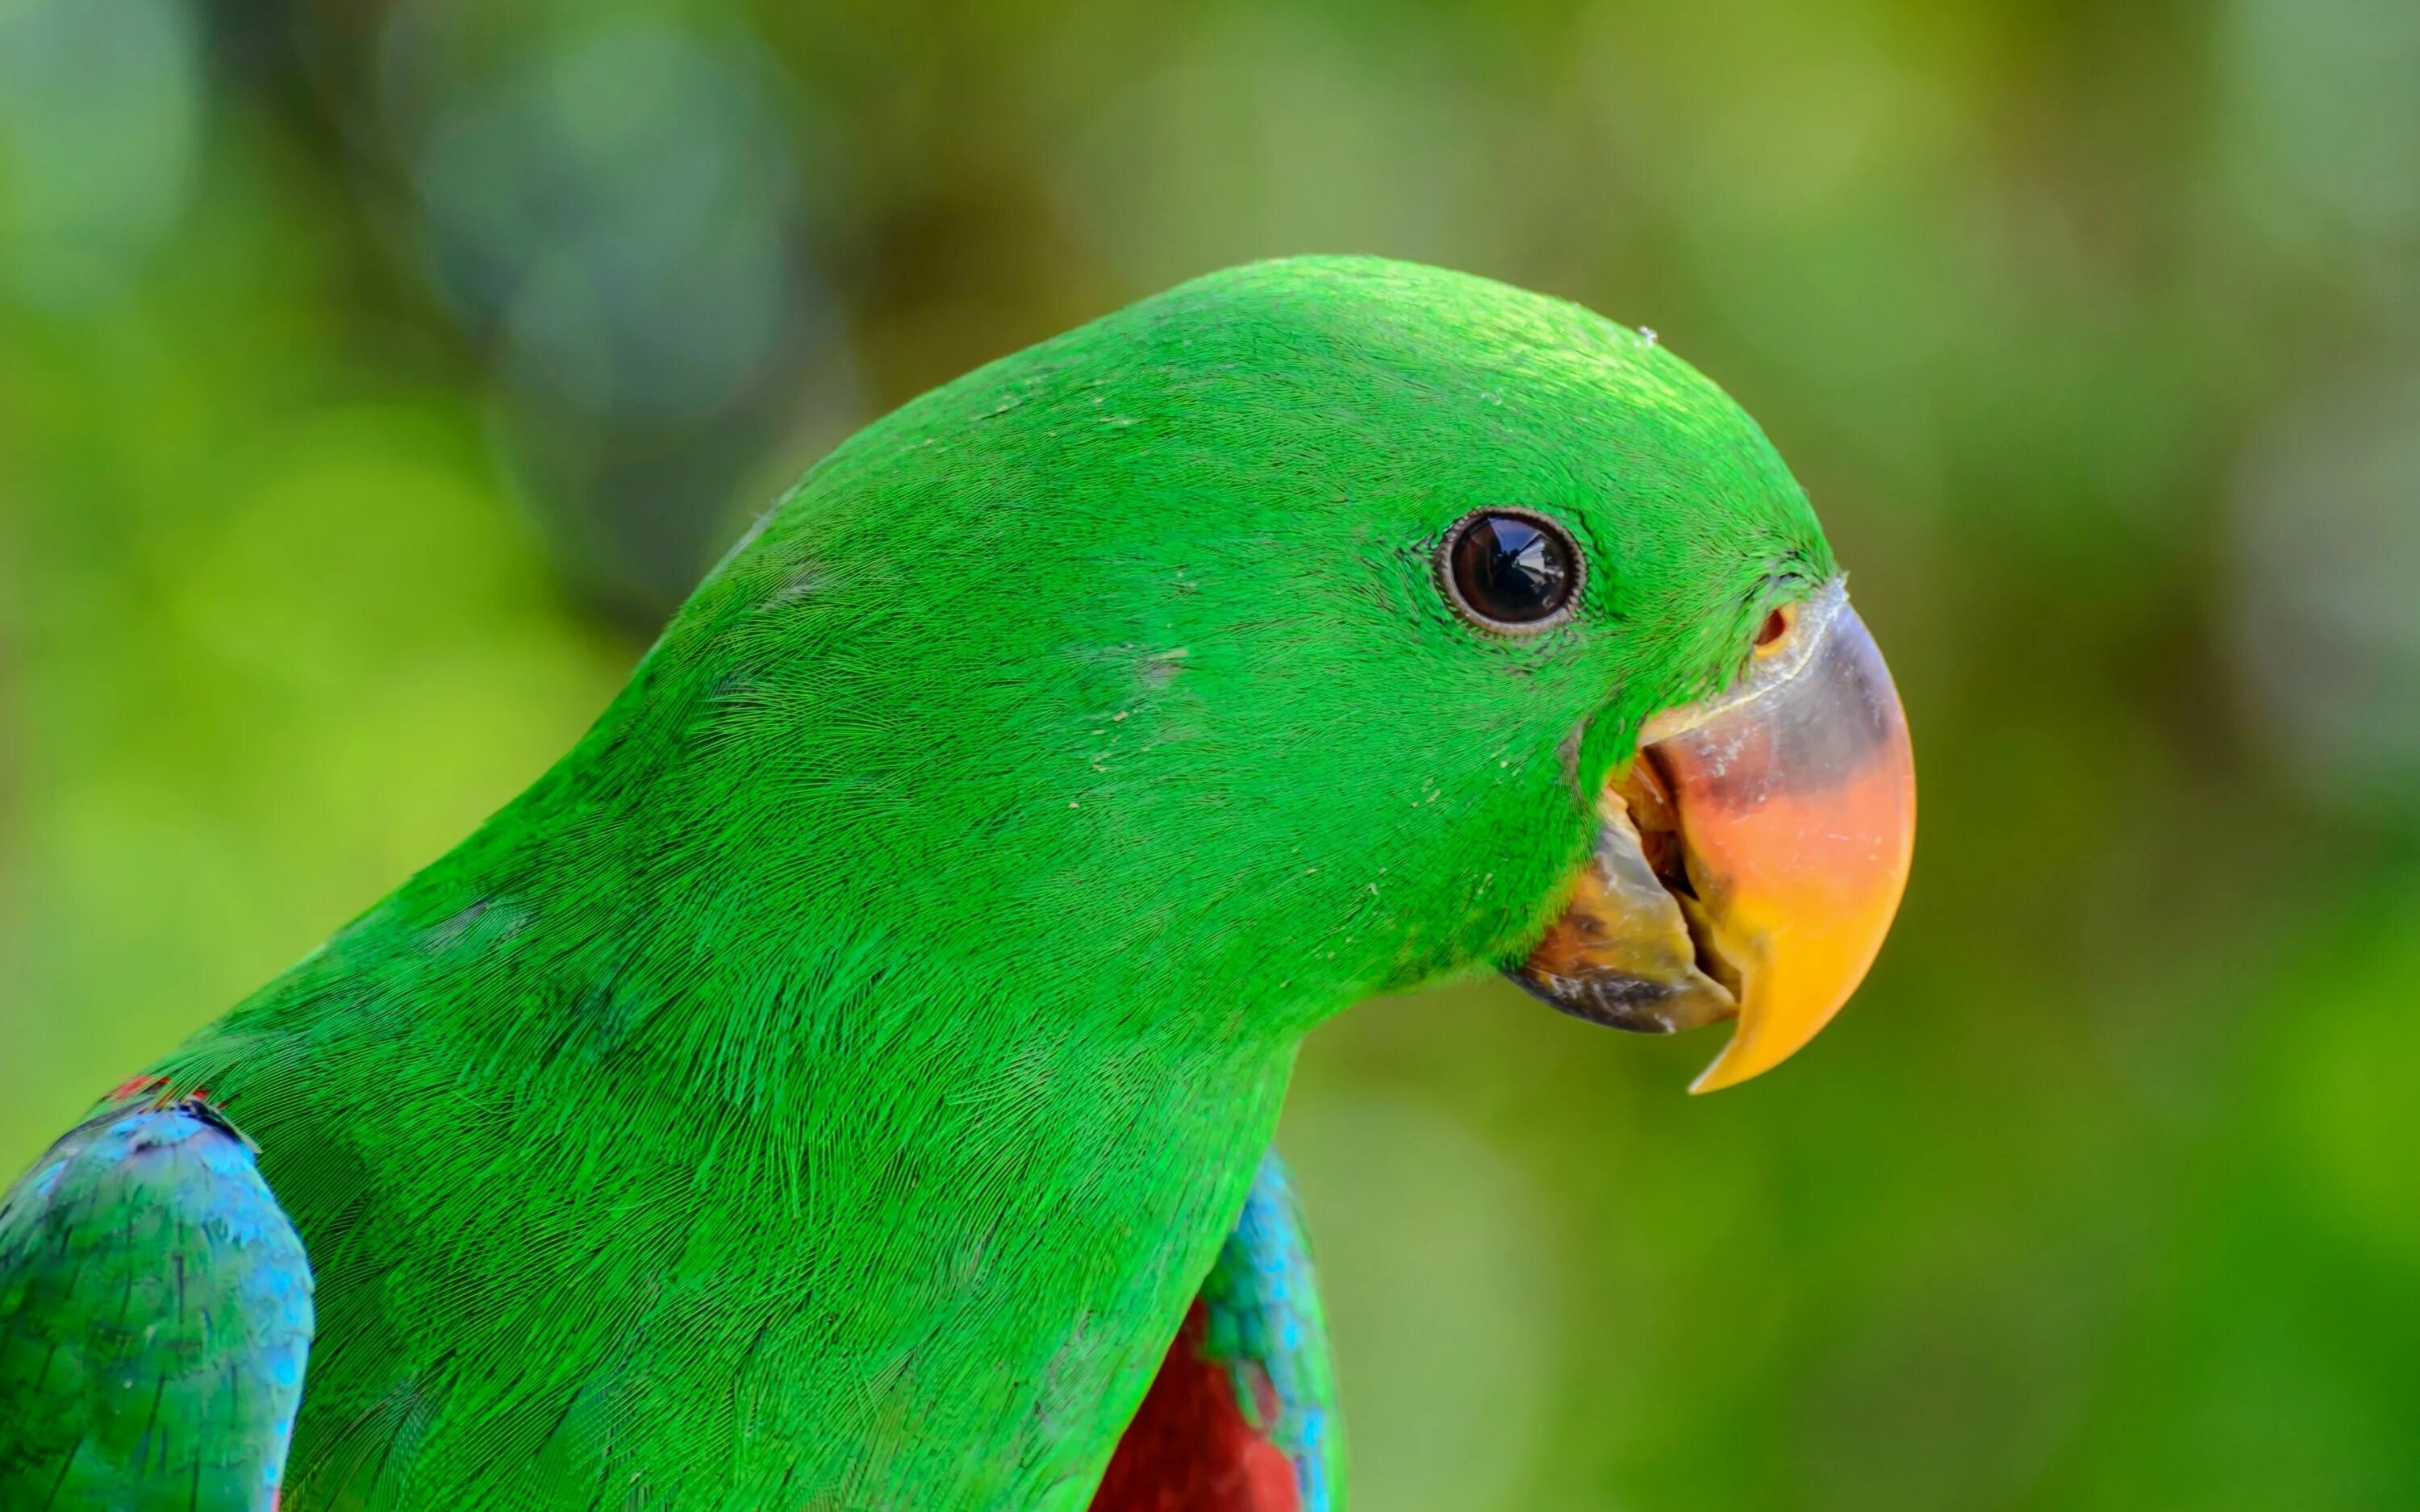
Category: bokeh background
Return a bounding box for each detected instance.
[4,0,2418,1506]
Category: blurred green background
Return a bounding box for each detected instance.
[4,0,2418,1506]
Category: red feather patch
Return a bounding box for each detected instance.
[1091,1303,1300,1512]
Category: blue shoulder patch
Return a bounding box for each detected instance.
[0,1093,315,1510]
[1195,1151,1345,1512]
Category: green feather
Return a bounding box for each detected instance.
[15,256,1828,1508]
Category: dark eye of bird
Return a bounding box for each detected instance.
[1439,509,1583,632]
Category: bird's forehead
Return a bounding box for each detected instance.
[735,259,1825,660]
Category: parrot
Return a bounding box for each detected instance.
[0,256,1915,1510]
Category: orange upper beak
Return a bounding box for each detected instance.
[1512,580,1916,1092]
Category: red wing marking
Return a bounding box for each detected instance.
[1091,1303,1300,1512]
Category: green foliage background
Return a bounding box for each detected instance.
[4,0,2418,1506]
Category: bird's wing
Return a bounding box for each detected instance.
[0,1083,315,1511]
[1092,1148,1344,1512]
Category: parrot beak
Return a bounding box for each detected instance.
[1511,579,1915,1093]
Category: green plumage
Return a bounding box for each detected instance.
[2,257,1829,1508]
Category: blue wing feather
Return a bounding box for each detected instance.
[1195,1151,1345,1512]
[0,1093,315,1510]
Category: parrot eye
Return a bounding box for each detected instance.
[1438,509,1583,633]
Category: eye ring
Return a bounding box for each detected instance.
[1436,507,1587,635]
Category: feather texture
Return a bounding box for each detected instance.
[0,1087,314,1510]
[1094,1150,1343,1511]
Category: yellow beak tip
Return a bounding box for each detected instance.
[1686,1048,1763,1096]
[1684,1010,1839,1093]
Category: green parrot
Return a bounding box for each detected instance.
[0,256,1915,1510]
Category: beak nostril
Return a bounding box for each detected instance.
[1753,607,1791,651]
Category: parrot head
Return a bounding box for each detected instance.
[628,256,1912,1089]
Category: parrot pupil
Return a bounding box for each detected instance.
[1442,510,1580,631]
